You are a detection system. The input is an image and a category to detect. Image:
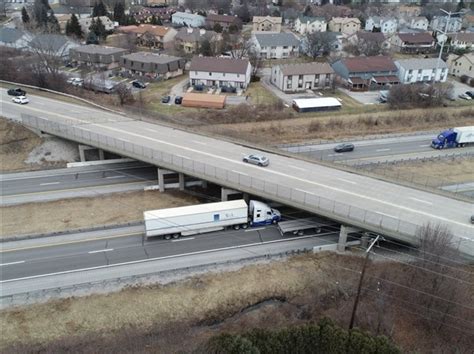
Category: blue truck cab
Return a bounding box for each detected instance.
[249,200,281,226]
[431,129,456,149]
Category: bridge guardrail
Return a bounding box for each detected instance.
[20,114,473,256]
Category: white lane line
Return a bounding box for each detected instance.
[176,154,189,159]
[105,175,126,179]
[232,170,248,176]
[376,211,397,219]
[192,140,207,145]
[295,188,308,194]
[88,248,114,254]
[39,182,60,186]
[0,260,25,267]
[288,165,305,171]
[337,178,357,185]
[120,138,132,143]
[376,148,391,152]
[409,197,433,206]
[81,128,91,132]
[145,128,158,133]
[326,154,337,157]
[419,144,430,147]
[171,237,195,242]
[245,227,266,232]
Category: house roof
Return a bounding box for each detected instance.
[73,45,128,55]
[396,58,447,70]
[297,16,326,23]
[206,14,239,24]
[29,34,71,53]
[172,12,205,20]
[340,56,397,73]
[121,52,183,64]
[397,32,434,44]
[448,32,474,43]
[278,62,334,76]
[252,16,282,24]
[452,53,474,64]
[118,24,172,37]
[254,32,300,47]
[330,17,361,25]
[190,56,249,74]
[175,28,218,42]
[0,28,25,44]
[371,75,399,83]
[356,31,386,43]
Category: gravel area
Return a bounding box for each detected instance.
[25,137,79,165]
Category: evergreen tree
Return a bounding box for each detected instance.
[213,23,223,33]
[89,17,107,41]
[47,12,60,33]
[92,0,107,17]
[33,0,49,28]
[21,7,30,24]
[66,13,83,38]
[149,15,162,25]
[457,0,465,12]
[113,2,126,25]
[199,38,212,56]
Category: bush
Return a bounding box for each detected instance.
[470,78,474,87]
[460,75,469,84]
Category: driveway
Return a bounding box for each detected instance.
[447,78,472,98]
[338,88,381,105]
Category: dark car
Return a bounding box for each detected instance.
[132,80,146,89]
[8,88,26,96]
[174,96,183,104]
[334,143,355,153]
[466,91,474,99]
[161,95,171,103]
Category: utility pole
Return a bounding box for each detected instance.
[349,235,380,330]
[435,9,463,82]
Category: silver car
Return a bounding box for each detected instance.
[243,154,269,167]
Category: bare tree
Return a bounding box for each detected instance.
[305,32,334,58]
[116,83,135,105]
[346,38,386,57]
[223,31,254,59]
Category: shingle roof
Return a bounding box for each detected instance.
[29,34,70,52]
[356,31,386,43]
[341,56,397,73]
[253,16,282,24]
[278,62,334,76]
[121,52,183,65]
[449,32,474,43]
[172,12,205,20]
[298,16,326,23]
[0,28,25,43]
[175,28,218,42]
[73,45,128,55]
[330,17,361,25]
[397,32,434,44]
[190,56,249,75]
[119,24,172,36]
[396,58,447,70]
[254,33,300,47]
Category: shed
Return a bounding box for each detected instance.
[292,97,341,113]
[182,93,226,109]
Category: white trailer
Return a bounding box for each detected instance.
[454,126,474,145]
[144,199,249,239]
[278,217,328,236]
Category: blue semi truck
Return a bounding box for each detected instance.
[431,126,474,149]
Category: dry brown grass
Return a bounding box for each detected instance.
[0,190,198,237]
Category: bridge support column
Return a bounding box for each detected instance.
[338,225,360,253]
[158,168,174,193]
[221,187,242,201]
[179,173,185,191]
[98,149,105,160]
[79,145,107,162]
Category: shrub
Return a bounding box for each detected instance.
[460,75,469,84]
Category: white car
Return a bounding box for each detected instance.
[458,93,472,100]
[12,96,29,104]
[67,78,83,87]
[243,154,270,167]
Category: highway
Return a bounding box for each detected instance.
[1,89,473,256]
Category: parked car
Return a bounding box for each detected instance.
[161,95,171,103]
[174,96,183,104]
[7,88,26,96]
[67,78,83,87]
[12,96,29,104]
[242,154,269,167]
[465,91,474,99]
[132,80,146,89]
[458,93,472,100]
[334,143,355,153]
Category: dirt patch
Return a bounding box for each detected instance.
[0,190,198,237]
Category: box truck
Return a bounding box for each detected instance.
[431,126,474,149]
[144,199,281,239]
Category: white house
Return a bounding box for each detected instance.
[395,58,448,84]
[189,56,252,90]
[252,32,300,59]
[79,16,115,34]
[430,16,462,33]
[365,17,398,34]
[172,12,205,28]
[447,53,474,78]
[294,16,327,35]
[328,17,361,36]
[409,17,429,31]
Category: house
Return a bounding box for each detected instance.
[301,32,343,56]
[28,34,79,60]
[395,58,448,84]
[0,28,31,50]
[331,56,399,91]
[252,32,300,59]
[189,56,252,90]
[175,28,220,54]
[328,17,361,36]
[390,32,435,53]
[205,14,241,31]
[448,32,474,50]
[79,16,115,34]
[270,62,334,92]
[365,17,397,34]
[431,16,463,33]
[348,31,390,50]
[409,17,429,31]
[118,25,177,49]
[252,16,282,33]
[447,53,474,78]
[294,16,327,35]
[120,52,185,79]
[70,45,129,69]
[171,12,205,28]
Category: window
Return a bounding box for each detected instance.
[209,72,212,76]
[223,73,225,77]
[213,214,220,221]
[195,71,198,75]
[237,74,240,77]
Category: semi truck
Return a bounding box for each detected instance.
[144,199,281,239]
[431,126,474,149]
[277,217,334,236]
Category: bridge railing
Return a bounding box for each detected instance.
[21,114,473,255]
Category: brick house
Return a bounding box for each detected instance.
[120,52,185,79]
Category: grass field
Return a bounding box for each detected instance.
[246,82,280,105]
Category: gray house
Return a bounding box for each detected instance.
[252,32,300,59]
[271,62,334,92]
[120,52,185,79]
[0,28,31,50]
[70,45,129,69]
[29,34,79,60]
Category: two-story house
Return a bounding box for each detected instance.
[328,17,361,36]
[430,16,463,33]
[252,16,282,33]
[189,56,251,90]
[365,17,398,34]
[447,53,474,78]
[171,12,206,28]
[118,25,177,49]
[270,62,334,93]
[78,16,115,34]
[252,32,300,59]
[331,56,399,91]
[205,14,241,31]
[294,16,327,35]
[395,58,447,84]
[448,32,474,50]
[409,17,429,31]
[70,45,129,69]
[120,52,185,79]
[390,32,435,54]
[175,28,220,54]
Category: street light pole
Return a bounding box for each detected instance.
[348,235,380,331]
[435,9,463,82]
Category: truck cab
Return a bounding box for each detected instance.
[249,200,281,226]
[431,129,456,149]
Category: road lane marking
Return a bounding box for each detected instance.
[337,178,357,185]
[39,182,60,186]
[409,197,433,206]
[0,260,25,267]
[376,148,391,152]
[105,175,126,179]
[192,140,207,145]
[13,99,474,231]
[145,128,158,133]
[171,237,195,242]
[232,170,248,176]
[88,248,114,254]
[376,211,397,219]
[288,165,305,171]
[419,144,430,147]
